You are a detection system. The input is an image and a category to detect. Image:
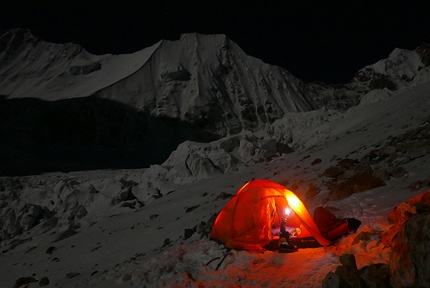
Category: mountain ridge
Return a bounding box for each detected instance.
[0,29,354,135]
[1,28,429,176]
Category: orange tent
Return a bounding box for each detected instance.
[210,179,331,251]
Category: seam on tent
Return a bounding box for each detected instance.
[258,195,285,200]
[229,192,243,238]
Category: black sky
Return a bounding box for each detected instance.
[1,0,430,84]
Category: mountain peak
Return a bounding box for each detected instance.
[416,42,430,67]
[351,44,430,92]
[179,32,227,39]
[0,28,40,56]
[0,28,85,64]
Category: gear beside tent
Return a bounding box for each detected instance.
[210,179,359,252]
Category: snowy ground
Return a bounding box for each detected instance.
[1,82,430,287]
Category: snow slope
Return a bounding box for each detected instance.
[1,30,430,287]
[1,76,430,287]
[0,29,160,100]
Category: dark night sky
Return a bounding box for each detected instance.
[1,0,430,84]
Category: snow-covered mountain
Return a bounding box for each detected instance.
[351,43,430,92]
[2,29,429,177]
[0,29,310,175]
[1,29,316,134]
[1,28,430,287]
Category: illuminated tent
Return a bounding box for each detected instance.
[210,179,331,251]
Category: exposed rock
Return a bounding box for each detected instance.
[370,73,398,90]
[216,192,233,200]
[389,166,407,178]
[381,200,419,248]
[39,276,49,286]
[359,264,391,288]
[46,246,55,254]
[352,230,380,245]
[322,156,390,200]
[323,166,343,178]
[361,149,380,163]
[380,222,403,248]
[327,173,386,201]
[122,273,132,282]
[305,183,321,199]
[339,254,358,271]
[383,190,430,279]
[183,228,195,240]
[407,190,430,206]
[382,145,397,155]
[335,263,366,287]
[161,238,172,248]
[336,169,356,181]
[311,158,322,165]
[372,170,391,181]
[66,272,80,279]
[185,205,200,213]
[204,213,218,236]
[323,253,391,288]
[387,202,417,224]
[69,61,101,75]
[390,212,430,288]
[336,158,358,169]
[411,202,430,214]
[290,183,299,192]
[195,221,207,234]
[160,66,191,82]
[417,43,430,67]
[322,272,340,288]
[408,180,425,191]
[13,276,37,288]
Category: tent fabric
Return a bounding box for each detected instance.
[210,179,331,251]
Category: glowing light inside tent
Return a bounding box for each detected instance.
[284,207,292,217]
[286,194,301,210]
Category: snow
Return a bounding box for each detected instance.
[351,44,430,92]
[1,30,359,138]
[0,29,161,100]
[2,81,429,286]
[1,31,430,287]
